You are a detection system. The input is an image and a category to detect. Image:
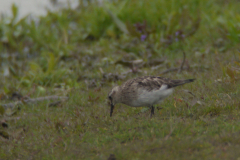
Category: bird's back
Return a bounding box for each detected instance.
[118,76,194,107]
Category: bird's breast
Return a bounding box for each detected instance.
[125,87,174,107]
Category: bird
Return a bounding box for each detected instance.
[108,76,195,117]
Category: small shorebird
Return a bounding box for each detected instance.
[108,76,195,117]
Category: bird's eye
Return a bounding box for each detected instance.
[108,96,112,100]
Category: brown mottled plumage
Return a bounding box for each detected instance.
[108,76,195,117]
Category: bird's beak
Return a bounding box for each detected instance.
[110,102,114,117]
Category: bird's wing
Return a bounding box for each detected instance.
[121,76,168,92]
[122,76,194,92]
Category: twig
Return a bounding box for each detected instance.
[178,49,186,73]
[160,43,188,75]
[164,127,175,140]
[231,67,240,71]
[160,66,188,75]
[23,84,36,99]
[1,96,69,109]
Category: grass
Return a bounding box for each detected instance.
[1,0,240,159]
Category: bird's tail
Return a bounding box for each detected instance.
[170,79,195,88]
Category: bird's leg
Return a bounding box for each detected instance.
[150,106,154,117]
[110,103,114,117]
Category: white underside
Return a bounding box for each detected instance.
[131,84,173,107]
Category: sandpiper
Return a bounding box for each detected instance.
[108,76,195,117]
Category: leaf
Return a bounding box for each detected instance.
[175,98,183,102]
[3,66,10,77]
[181,89,196,97]
[48,101,62,107]
[226,67,235,80]
[9,66,17,77]
[197,101,204,105]
[88,96,100,102]
[234,61,240,67]
[126,22,141,37]
[20,78,31,87]
[108,154,116,160]
[5,108,18,116]
[37,86,46,94]
[146,58,165,67]
[1,120,8,128]
[141,107,149,113]
[3,86,10,94]
[13,128,25,138]
[55,121,65,132]
[11,4,18,21]
[47,53,57,74]
[29,62,42,73]
[0,93,6,100]
[0,131,10,139]
[190,98,198,107]
[115,59,134,67]
[0,105,5,115]
[115,59,143,68]
[105,8,129,34]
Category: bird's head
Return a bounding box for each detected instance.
[108,86,120,117]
